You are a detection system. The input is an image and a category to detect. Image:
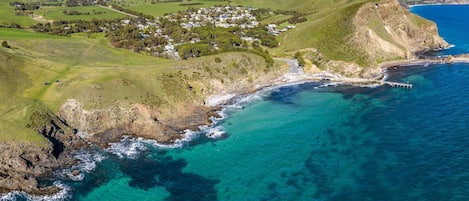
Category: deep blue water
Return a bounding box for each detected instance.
[411,5,469,55]
[3,5,469,201]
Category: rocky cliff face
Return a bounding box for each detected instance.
[56,99,217,146]
[0,118,78,195]
[0,143,61,195]
[352,0,448,75]
[302,0,448,78]
[0,0,451,196]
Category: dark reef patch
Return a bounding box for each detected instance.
[118,151,219,201]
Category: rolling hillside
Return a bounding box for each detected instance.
[0,0,448,195]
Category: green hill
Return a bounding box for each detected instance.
[0,0,447,143]
[0,28,278,144]
[0,0,449,195]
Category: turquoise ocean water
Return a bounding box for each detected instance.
[3,5,469,201]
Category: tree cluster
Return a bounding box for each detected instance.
[0,22,22,28]
[107,20,169,53]
[176,26,274,67]
[28,7,278,65]
[288,15,307,24]
[10,1,40,10]
[63,9,105,15]
[294,51,306,67]
[111,4,155,19]
[31,18,117,35]
[250,8,271,21]
[245,27,278,48]
[65,0,94,7]
[178,2,203,6]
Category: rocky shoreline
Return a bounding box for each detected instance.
[3,53,464,198]
[0,0,459,197]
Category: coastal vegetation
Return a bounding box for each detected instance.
[0,0,444,145]
[36,6,126,21]
[115,0,221,17]
[0,0,450,195]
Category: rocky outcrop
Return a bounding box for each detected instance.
[301,0,449,78]
[56,99,218,146]
[351,0,448,76]
[0,143,59,195]
[0,0,453,196]
[0,120,78,196]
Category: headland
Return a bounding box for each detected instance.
[0,0,462,196]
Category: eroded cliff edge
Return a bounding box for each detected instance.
[301,0,448,78]
[0,0,449,196]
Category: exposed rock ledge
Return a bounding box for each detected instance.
[0,0,452,197]
[0,99,220,196]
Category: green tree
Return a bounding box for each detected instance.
[294,51,306,67]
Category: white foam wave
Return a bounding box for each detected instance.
[225,89,272,110]
[54,150,105,181]
[107,136,149,159]
[318,82,342,88]
[55,149,105,181]
[203,126,227,139]
[0,182,72,201]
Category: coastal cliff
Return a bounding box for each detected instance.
[301,0,448,78]
[353,0,448,73]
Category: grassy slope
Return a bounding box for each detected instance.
[0,28,169,144]
[2,0,419,144]
[233,0,379,65]
[35,6,126,21]
[0,0,37,28]
[0,27,271,144]
[119,0,223,17]
[0,49,48,144]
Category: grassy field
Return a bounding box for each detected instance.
[0,28,171,144]
[0,0,37,28]
[35,5,127,21]
[0,27,276,144]
[0,0,429,145]
[118,0,223,17]
[229,0,380,65]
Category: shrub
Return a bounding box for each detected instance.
[2,41,11,48]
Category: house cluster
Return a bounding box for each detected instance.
[265,24,296,35]
[120,18,178,54]
[114,6,290,58]
[163,6,260,30]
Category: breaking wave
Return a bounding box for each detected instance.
[0,182,72,201]
[55,149,106,181]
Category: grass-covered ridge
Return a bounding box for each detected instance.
[116,0,222,17]
[0,0,442,144]
[0,27,275,144]
[35,5,126,21]
[229,0,381,65]
[0,0,37,27]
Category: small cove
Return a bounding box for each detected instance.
[3,4,469,201]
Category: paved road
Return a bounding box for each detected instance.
[275,58,304,74]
